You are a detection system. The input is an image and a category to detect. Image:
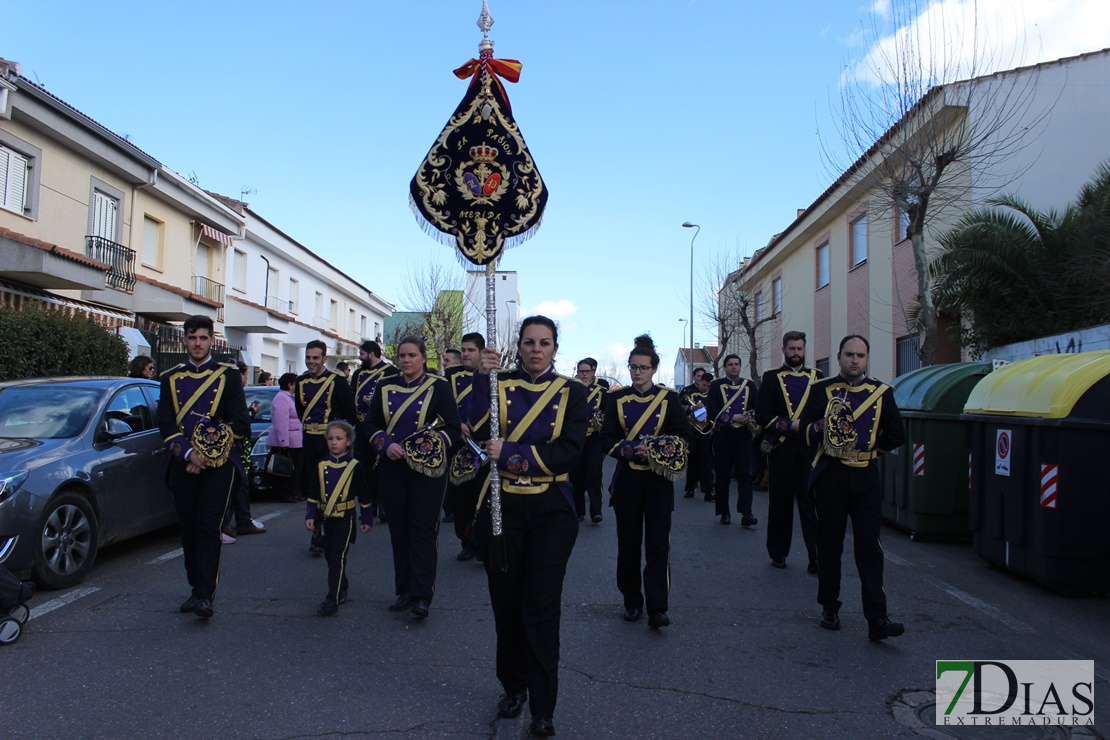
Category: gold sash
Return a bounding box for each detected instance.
[174,366,228,427]
[384,377,438,437]
[503,376,568,443]
[320,461,358,518]
[300,374,337,424]
[623,389,668,442]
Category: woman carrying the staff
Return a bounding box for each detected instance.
[600,334,693,630]
[468,315,587,738]
[365,335,460,620]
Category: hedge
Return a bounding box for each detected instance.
[0,305,129,381]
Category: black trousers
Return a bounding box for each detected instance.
[713,428,753,516]
[611,467,673,614]
[378,460,447,602]
[354,438,380,514]
[302,434,327,491]
[168,461,236,600]
[813,462,888,621]
[765,439,818,564]
[571,433,604,518]
[683,433,714,494]
[450,477,481,548]
[321,514,355,604]
[485,485,578,722]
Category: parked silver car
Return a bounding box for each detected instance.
[0,377,177,589]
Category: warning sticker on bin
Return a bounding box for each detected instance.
[995,430,1011,476]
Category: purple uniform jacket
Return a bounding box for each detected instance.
[599,385,693,474]
[296,369,358,435]
[155,356,250,465]
[365,373,461,456]
[799,374,906,477]
[755,365,823,440]
[704,376,757,429]
[305,452,372,527]
[352,360,400,422]
[467,368,588,496]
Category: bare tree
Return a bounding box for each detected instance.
[698,247,774,382]
[822,0,1049,365]
[400,258,465,369]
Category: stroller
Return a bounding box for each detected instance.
[0,565,34,644]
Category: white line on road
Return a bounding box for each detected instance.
[926,577,1035,633]
[145,510,285,565]
[146,548,183,565]
[884,551,911,567]
[29,586,99,620]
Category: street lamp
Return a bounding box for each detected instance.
[682,222,700,387]
[678,319,688,386]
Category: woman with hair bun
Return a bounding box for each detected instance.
[600,334,693,630]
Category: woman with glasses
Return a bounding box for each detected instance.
[469,315,587,738]
[600,335,693,630]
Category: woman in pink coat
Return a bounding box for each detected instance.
[268,372,304,501]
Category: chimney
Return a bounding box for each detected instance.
[694,342,700,349]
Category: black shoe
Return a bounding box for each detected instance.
[388,595,413,612]
[378,513,388,524]
[591,514,603,524]
[179,595,199,613]
[497,690,527,718]
[808,560,818,574]
[317,599,338,616]
[820,608,840,631]
[770,559,786,569]
[868,616,905,641]
[703,494,715,502]
[719,513,730,525]
[623,606,642,622]
[529,718,555,737]
[456,547,477,562]
[337,589,348,605]
[411,599,430,619]
[648,611,671,629]
[193,598,214,619]
[683,490,695,498]
[741,514,758,527]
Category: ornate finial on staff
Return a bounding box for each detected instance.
[477,0,494,52]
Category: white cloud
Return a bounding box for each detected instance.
[525,299,579,335]
[845,0,1110,87]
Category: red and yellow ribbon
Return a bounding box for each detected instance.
[453,52,522,108]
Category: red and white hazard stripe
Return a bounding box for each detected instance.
[912,443,925,477]
[1040,463,1059,509]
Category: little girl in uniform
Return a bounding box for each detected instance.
[306,420,372,616]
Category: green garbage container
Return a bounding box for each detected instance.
[880,362,991,540]
[963,351,1110,594]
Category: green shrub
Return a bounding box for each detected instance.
[0,305,129,381]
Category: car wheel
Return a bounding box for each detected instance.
[32,491,99,590]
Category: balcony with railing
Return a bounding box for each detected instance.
[265,295,290,315]
[192,275,225,305]
[86,235,136,292]
[314,315,334,332]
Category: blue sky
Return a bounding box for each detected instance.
[6,0,1107,381]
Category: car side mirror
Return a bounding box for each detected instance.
[101,418,134,439]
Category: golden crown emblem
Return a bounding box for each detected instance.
[469,144,499,162]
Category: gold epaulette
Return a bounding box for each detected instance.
[160,364,186,377]
[218,361,238,369]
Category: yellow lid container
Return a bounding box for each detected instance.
[963,351,1110,419]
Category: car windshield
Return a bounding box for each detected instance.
[245,388,275,422]
[0,387,102,439]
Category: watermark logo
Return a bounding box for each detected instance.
[936,660,1094,727]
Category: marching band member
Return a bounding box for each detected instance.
[366,335,460,619]
[799,335,906,640]
[351,340,399,520]
[296,339,358,556]
[601,335,692,629]
[679,369,714,500]
[571,357,607,524]
[755,331,822,572]
[446,332,486,561]
[156,314,250,619]
[469,316,587,738]
[705,354,759,526]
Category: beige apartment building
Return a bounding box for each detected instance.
[727,49,1110,381]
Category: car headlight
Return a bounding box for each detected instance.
[252,432,269,456]
[0,471,29,504]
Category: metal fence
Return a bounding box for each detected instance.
[86,235,136,292]
[896,334,921,377]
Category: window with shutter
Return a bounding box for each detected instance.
[91,190,119,240]
[142,216,161,266]
[0,145,29,214]
[851,214,868,267]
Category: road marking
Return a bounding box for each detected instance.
[884,551,910,567]
[146,548,183,565]
[145,510,284,565]
[925,577,1035,633]
[29,586,99,619]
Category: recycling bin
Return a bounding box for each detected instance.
[962,351,1110,594]
[880,362,991,540]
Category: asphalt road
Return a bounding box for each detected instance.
[5,458,1108,738]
